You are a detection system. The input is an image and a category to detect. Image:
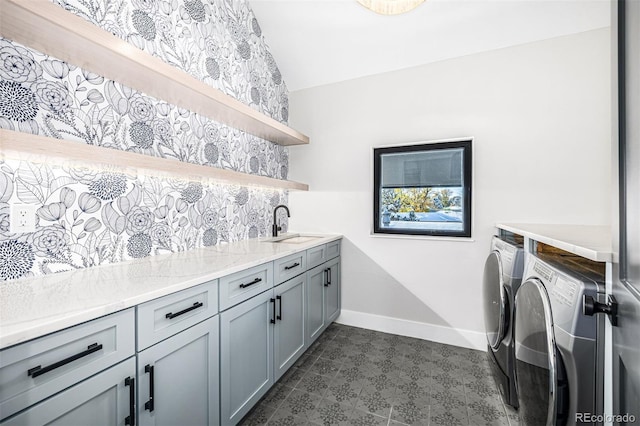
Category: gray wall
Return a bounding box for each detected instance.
[288,28,612,347]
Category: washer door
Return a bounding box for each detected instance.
[514,279,565,425]
[483,251,508,349]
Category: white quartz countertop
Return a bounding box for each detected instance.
[0,233,342,350]
[496,223,612,262]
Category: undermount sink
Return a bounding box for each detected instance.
[261,234,323,244]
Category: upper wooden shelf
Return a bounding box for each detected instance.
[0,0,309,147]
[0,129,309,191]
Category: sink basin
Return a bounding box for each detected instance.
[261,234,323,244]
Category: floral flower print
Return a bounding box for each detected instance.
[126,206,154,235]
[202,228,217,246]
[33,81,72,114]
[234,187,249,206]
[180,182,203,204]
[150,223,172,243]
[251,17,262,37]
[30,225,69,256]
[0,43,42,83]
[78,192,101,213]
[201,208,218,228]
[0,203,11,238]
[128,96,156,122]
[127,233,152,258]
[236,41,251,60]
[0,240,35,280]
[205,57,220,80]
[129,121,154,148]
[0,81,39,122]
[183,0,206,22]
[89,173,128,200]
[132,10,156,41]
[204,143,218,163]
[37,202,67,221]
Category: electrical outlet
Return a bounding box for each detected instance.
[10,204,37,233]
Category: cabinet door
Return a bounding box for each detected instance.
[274,275,307,381]
[324,257,341,326]
[1,358,135,426]
[137,317,219,426]
[220,290,274,425]
[306,265,326,344]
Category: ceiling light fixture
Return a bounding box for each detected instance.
[357,0,425,15]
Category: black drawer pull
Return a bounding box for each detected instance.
[28,343,103,378]
[284,262,300,271]
[165,301,203,319]
[328,268,332,285]
[323,269,329,287]
[125,376,135,425]
[270,298,276,324]
[239,277,262,289]
[144,364,155,412]
[276,295,282,321]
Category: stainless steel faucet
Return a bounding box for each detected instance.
[272,205,290,237]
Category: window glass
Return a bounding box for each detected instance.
[373,140,472,237]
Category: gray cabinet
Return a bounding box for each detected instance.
[0,309,135,422]
[273,274,307,381]
[137,316,219,426]
[220,290,274,425]
[1,357,136,426]
[306,256,341,345]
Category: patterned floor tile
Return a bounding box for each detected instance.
[262,383,296,409]
[298,373,331,397]
[390,399,430,425]
[466,398,509,426]
[354,389,392,418]
[279,367,307,388]
[308,400,353,425]
[281,389,322,420]
[309,358,342,378]
[245,325,505,426]
[325,379,363,407]
[430,406,469,426]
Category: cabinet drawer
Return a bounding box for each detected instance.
[307,244,327,269]
[274,251,307,285]
[326,240,341,261]
[219,262,273,311]
[137,280,218,350]
[0,309,135,420]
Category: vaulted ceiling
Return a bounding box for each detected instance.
[248,0,610,91]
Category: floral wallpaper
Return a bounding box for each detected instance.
[0,0,291,281]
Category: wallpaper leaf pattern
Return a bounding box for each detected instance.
[0,0,291,281]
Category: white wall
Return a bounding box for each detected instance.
[287,29,612,349]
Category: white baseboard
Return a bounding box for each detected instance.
[335,309,487,351]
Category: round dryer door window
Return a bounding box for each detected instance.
[483,251,508,349]
[514,279,568,426]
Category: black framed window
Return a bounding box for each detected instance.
[373,139,472,237]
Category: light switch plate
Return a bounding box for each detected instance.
[10,204,37,233]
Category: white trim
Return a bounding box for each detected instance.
[335,309,486,351]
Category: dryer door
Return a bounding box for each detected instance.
[484,251,508,349]
[514,279,563,425]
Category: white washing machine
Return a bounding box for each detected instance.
[483,235,524,408]
[513,254,605,425]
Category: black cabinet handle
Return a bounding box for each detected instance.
[276,295,282,321]
[125,376,135,425]
[165,301,203,319]
[323,269,329,287]
[284,262,300,271]
[144,364,154,412]
[240,277,262,289]
[28,343,103,378]
[270,298,276,324]
[328,268,332,285]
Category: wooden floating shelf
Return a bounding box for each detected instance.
[0,0,309,147]
[0,130,309,191]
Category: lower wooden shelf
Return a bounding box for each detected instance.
[0,129,309,191]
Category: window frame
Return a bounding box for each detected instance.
[372,139,473,238]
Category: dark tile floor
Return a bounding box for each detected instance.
[239,323,519,426]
